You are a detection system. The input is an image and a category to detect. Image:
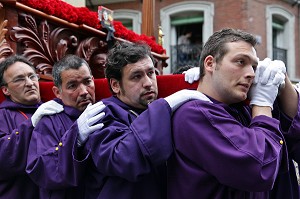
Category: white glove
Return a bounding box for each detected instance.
[253,57,271,84]
[249,69,285,110]
[77,101,105,146]
[183,67,200,84]
[253,58,286,92]
[260,59,286,85]
[164,89,212,112]
[31,100,64,127]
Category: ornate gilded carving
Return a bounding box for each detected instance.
[9,12,108,78]
[76,37,107,61]
[76,37,107,78]
[0,3,13,62]
[10,13,79,76]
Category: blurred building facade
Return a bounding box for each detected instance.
[82,0,300,80]
[63,0,85,7]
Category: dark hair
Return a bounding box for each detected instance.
[199,28,257,79]
[52,54,91,88]
[0,55,35,86]
[105,41,155,92]
[173,65,195,74]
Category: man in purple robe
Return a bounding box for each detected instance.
[0,55,64,199]
[76,42,210,199]
[26,55,105,199]
[168,28,300,199]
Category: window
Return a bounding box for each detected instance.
[160,1,214,74]
[266,5,295,78]
[113,9,141,34]
[272,16,287,66]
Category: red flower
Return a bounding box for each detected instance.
[77,8,100,28]
[17,0,166,54]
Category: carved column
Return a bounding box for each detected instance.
[141,0,154,36]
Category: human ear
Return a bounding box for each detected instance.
[1,86,10,96]
[110,78,120,94]
[204,55,214,72]
[52,86,62,99]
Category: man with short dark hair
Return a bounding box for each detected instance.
[26,54,105,199]
[0,55,63,199]
[83,42,210,199]
[168,28,300,198]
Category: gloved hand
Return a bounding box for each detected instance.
[164,89,212,112]
[77,101,106,146]
[254,58,286,85]
[261,60,286,85]
[183,67,200,84]
[253,57,271,84]
[249,68,285,110]
[31,100,64,127]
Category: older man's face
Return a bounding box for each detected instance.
[53,64,95,112]
[1,61,40,105]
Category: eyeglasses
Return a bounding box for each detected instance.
[5,74,40,85]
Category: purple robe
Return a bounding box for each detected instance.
[0,99,40,199]
[84,96,172,199]
[269,93,300,199]
[168,97,291,199]
[26,99,88,199]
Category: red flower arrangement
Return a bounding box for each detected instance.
[18,0,166,54]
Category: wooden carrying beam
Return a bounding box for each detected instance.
[0,0,168,81]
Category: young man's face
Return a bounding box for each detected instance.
[111,56,158,109]
[1,61,40,105]
[208,41,258,104]
[53,64,95,112]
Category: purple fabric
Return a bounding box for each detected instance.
[268,94,300,199]
[0,99,40,199]
[84,96,172,199]
[26,99,89,199]
[168,98,292,199]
